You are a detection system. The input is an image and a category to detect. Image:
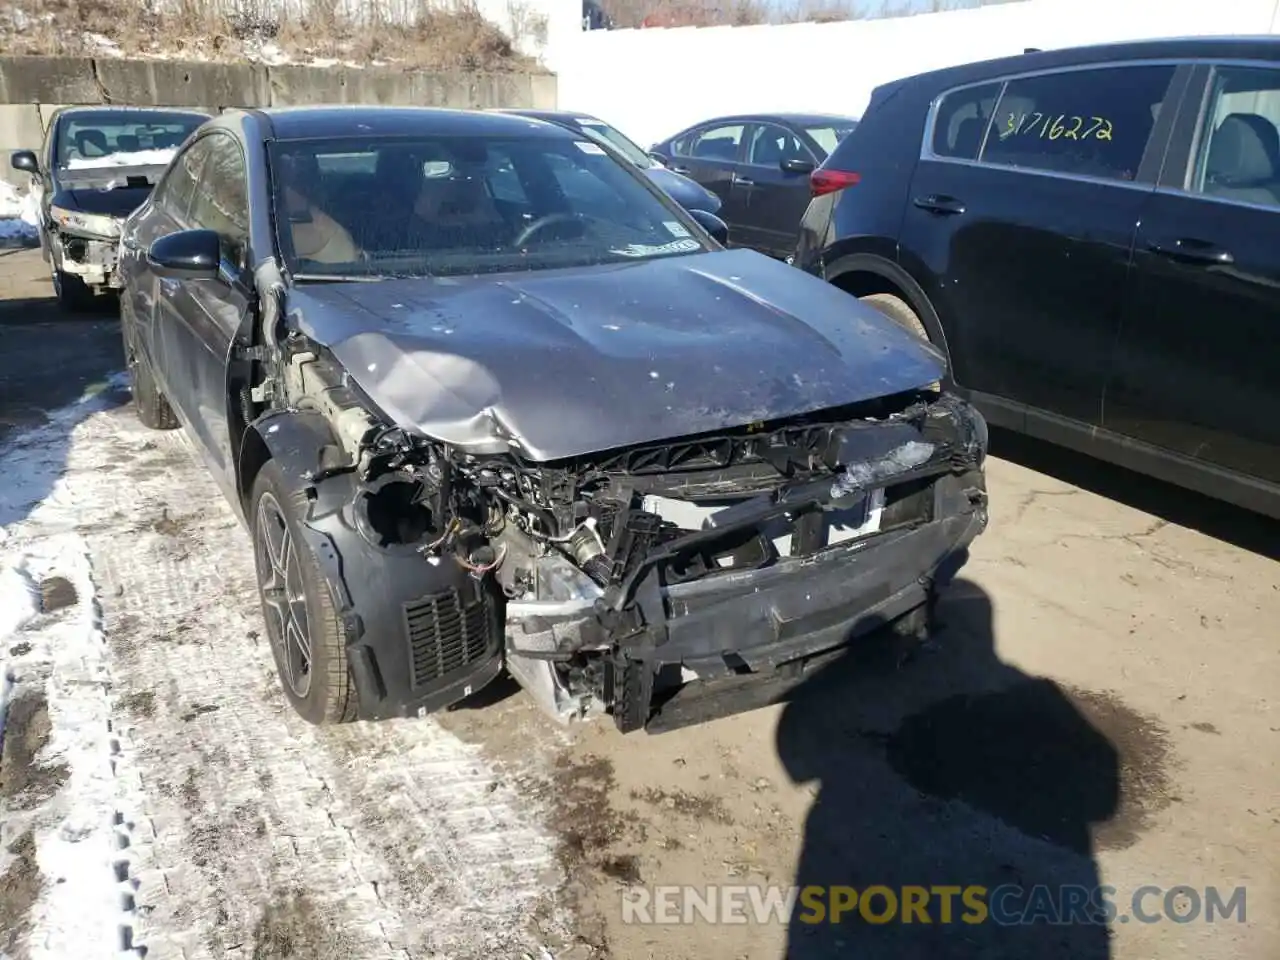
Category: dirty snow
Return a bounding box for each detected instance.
[0,179,40,242]
[0,374,575,958]
[66,149,178,170]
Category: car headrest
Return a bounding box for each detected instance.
[753,135,783,166]
[1206,112,1280,184]
[75,129,108,157]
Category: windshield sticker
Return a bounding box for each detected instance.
[574,140,606,155]
[610,238,701,257]
[663,221,691,238]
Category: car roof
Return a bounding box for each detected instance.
[53,105,212,122]
[493,109,602,125]
[896,35,1280,89]
[675,112,858,130]
[231,105,577,141]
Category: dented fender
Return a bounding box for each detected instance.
[238,408,503,720]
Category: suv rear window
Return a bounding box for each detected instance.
[931,82,1003,159]
[928,65,1176,183]
[982,65,1175,182]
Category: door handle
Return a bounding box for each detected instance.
[913,194,966,215]
[1148,238,1234,265]
[732,174,756,186]
[670,165,690,175]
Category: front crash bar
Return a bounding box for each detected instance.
[601,439,962,615]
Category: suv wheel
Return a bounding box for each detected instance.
[860,292,929,341]
[860,293,942,390]
[52,268,95,312]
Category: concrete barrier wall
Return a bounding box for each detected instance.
[0,55,557,185]
[541,0,1280,147]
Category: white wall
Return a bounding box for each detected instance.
[538,0,1280,148]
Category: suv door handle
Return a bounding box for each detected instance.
[913,194,966,215]
[732,174,756,186]
[1148,238,1234,265]
[669,165,690,175]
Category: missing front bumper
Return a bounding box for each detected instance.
[506,465,988,734]
[53,233,121,288]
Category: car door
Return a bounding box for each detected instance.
[736,122,819,258]
[1106,61,1280,494]
[665,122,752,246]
[154,131,254,488]
[121,136,209,396]
[898,63,1185,430]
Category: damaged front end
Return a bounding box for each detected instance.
[265,345,989,733]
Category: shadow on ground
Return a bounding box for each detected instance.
[0,268,127,531]
[989,426,1280,561]
[775,579,1173,959]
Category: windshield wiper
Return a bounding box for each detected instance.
[292,272,389,283]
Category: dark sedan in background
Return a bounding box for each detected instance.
[9,105,209,309]
[650,112,857,259]
[494,109,723,216]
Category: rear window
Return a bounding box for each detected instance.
[930,82,1003,160]
[55,111,205,166]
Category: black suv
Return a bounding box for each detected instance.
[795,36,1280,519]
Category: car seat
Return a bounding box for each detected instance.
[752,134,784,167]
[73,129,109,158]
[1203,112,1280,206]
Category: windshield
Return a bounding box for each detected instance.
[574,119,654,168]
[269,134,711,280]
[55,112,205,169]
[804,123,858,158]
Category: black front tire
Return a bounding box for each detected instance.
[860,292,930,341]
[52,269,96,312]
[250,459,358,726]
[860,292,942,391]
[123,322,179,430]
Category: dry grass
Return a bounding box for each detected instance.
[0,0,542,71]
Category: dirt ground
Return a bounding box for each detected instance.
[1,245,1276,960]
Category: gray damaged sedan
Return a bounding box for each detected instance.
[116,106,990,734]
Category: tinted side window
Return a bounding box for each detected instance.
[982,65,1176,182]
[189,133,249,262]
[747,123,809,167]
[1189,64,1280,209]
[931,82,1003,160]
[687,124,746,162]
[154,138,210,221]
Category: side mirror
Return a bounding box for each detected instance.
[10,150,38,174]
[146,228,222,280]
[689,208,728,246]
[780,157,815,175]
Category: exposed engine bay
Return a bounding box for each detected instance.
[266,342,989,733]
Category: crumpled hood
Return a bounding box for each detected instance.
[290,247,945,461]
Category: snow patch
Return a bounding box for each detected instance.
[0,560,40,644]
[0,376,574,957]
[0,179,40,242]
[65,149,177,170]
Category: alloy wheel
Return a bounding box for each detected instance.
[254,492,313,698]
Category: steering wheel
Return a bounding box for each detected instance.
[513,212,603,248]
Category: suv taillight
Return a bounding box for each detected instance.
[810,168,861,197]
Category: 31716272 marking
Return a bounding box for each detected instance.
[1001,113,1114,141]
